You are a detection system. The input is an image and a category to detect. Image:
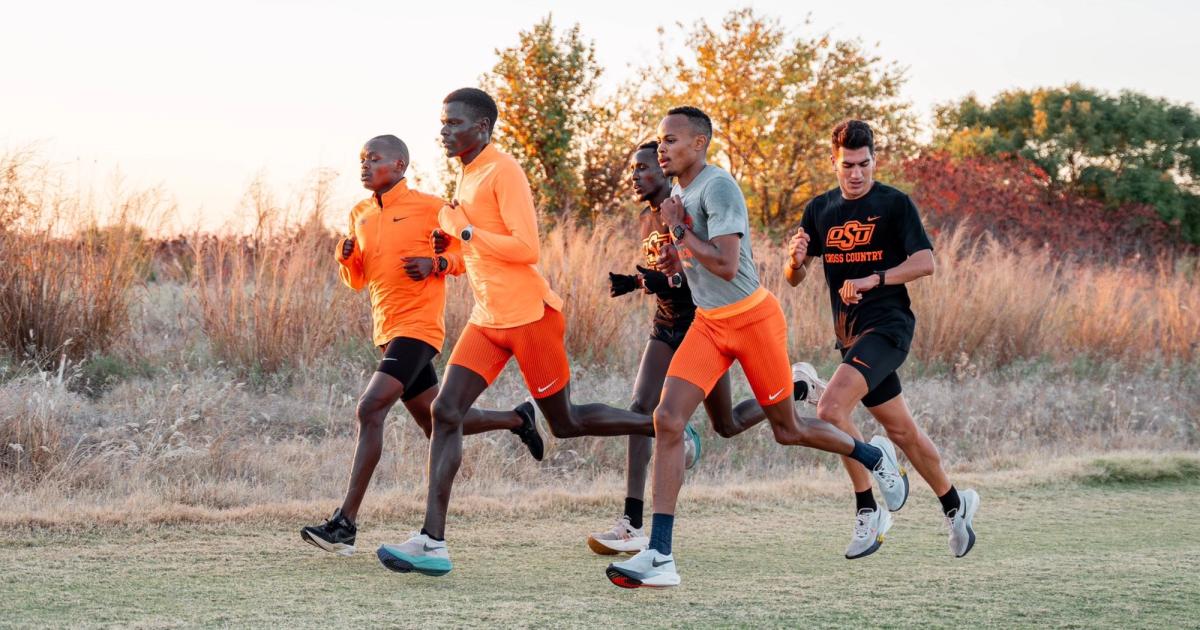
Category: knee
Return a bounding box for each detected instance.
[430,396,465,430]
[816,397,851,426]
[652,406,685,441]
[885,423,922,451]
[355,396,388,429]
[548,421,583,439]
[712,415,738,439]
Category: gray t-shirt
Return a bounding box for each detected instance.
[672,165,760,310]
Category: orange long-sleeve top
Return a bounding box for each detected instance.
[337,179,465,349]
[437,143,563,329]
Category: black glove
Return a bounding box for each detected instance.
[636,265,671,295]
[609,272,639,297]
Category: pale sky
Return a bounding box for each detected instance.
[3,0,1197,232]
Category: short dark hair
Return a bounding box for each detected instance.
[444,88,499,132]
[831,120,875,154]
[636,140,659,153]
[666,106,712,140]
[367,134,410,164]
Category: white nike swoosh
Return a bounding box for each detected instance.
[536,379,559,394]
[768,387,786,401]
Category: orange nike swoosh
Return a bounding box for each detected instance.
[851,356,872,369]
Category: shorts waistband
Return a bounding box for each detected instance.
[696,286,770,320]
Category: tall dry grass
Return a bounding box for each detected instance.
[0,150,158,368]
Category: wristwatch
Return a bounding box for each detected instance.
[668,273,683,288]
[437,256,449,274]
[460,225,474,242]
[876,270,887,287]
[671,224,687,242]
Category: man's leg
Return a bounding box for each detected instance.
[816,365,876,497]
[866,390,979,557]
[421,365,491,540]
[703,372,768,438]
[864,392,949,496]
[340,371,407,522]
[588,339,670,555]
[512,307,655,438]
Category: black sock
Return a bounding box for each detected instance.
[624,497,644,530]
[420,528,444,542]
[848,439,883,470]
[793,380,810,401]
[649,513,674,556]
[855,489,877,513]
[938,486,961,516]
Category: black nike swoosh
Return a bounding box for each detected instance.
[651,559,671,567]
[422,544,441,552]
[392,216,408,222]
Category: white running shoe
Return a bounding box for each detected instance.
[844,506,892,559]
[587,515,649,555]
[869,435,910,511]
[791,362,827,406]
[946,488,980,558]
[606,548,681,588]
[376,532,452,576]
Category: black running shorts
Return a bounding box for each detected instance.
[377,337,439,402]
[650,321,692,351]
[840,333,906,408]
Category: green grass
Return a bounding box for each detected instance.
[2,473,1198,629]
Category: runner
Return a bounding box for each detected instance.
[300,134,542,557]
[606,107,909,589]
[788,119,979,559]
[375,89,700,577]
[587,140,826,555]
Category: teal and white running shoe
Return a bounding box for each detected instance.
[683,423,702,470]
[869,435,910,511]
[947,488,980,558]
[376,532,452,576]
[606,548,681,589]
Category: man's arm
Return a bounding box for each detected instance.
[438,166,540,265]
[839,249,935,305]
[335,209,366,290]
[660,193,741,282]
[785,228,815,287]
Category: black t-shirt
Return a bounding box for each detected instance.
[639,207,696,328]
[800,183,933,351]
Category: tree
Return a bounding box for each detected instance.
[484,15,601,217]
[935,85,1200,242]
[652,9,916,228]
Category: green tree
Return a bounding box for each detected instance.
[935,85,1200,242]
[484,15,601,217]
[651,9,916,228]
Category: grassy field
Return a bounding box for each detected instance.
[3,455,1198,629]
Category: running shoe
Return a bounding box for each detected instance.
[587,515,649,555]
[791,362,827,405]
[606,548,681,588]
[946,488,980,558]
[512,401,544,461]
[300,508,356,557]
[869,435,910,511]
[683,423,702,470]
[376,532,452,576]
[844,506,892,560]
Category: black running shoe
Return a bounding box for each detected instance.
[512,401,544,461]
[301,508,357,556]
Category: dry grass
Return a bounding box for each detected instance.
[0,150,157,368]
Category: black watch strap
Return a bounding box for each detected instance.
[876,270,886,286]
